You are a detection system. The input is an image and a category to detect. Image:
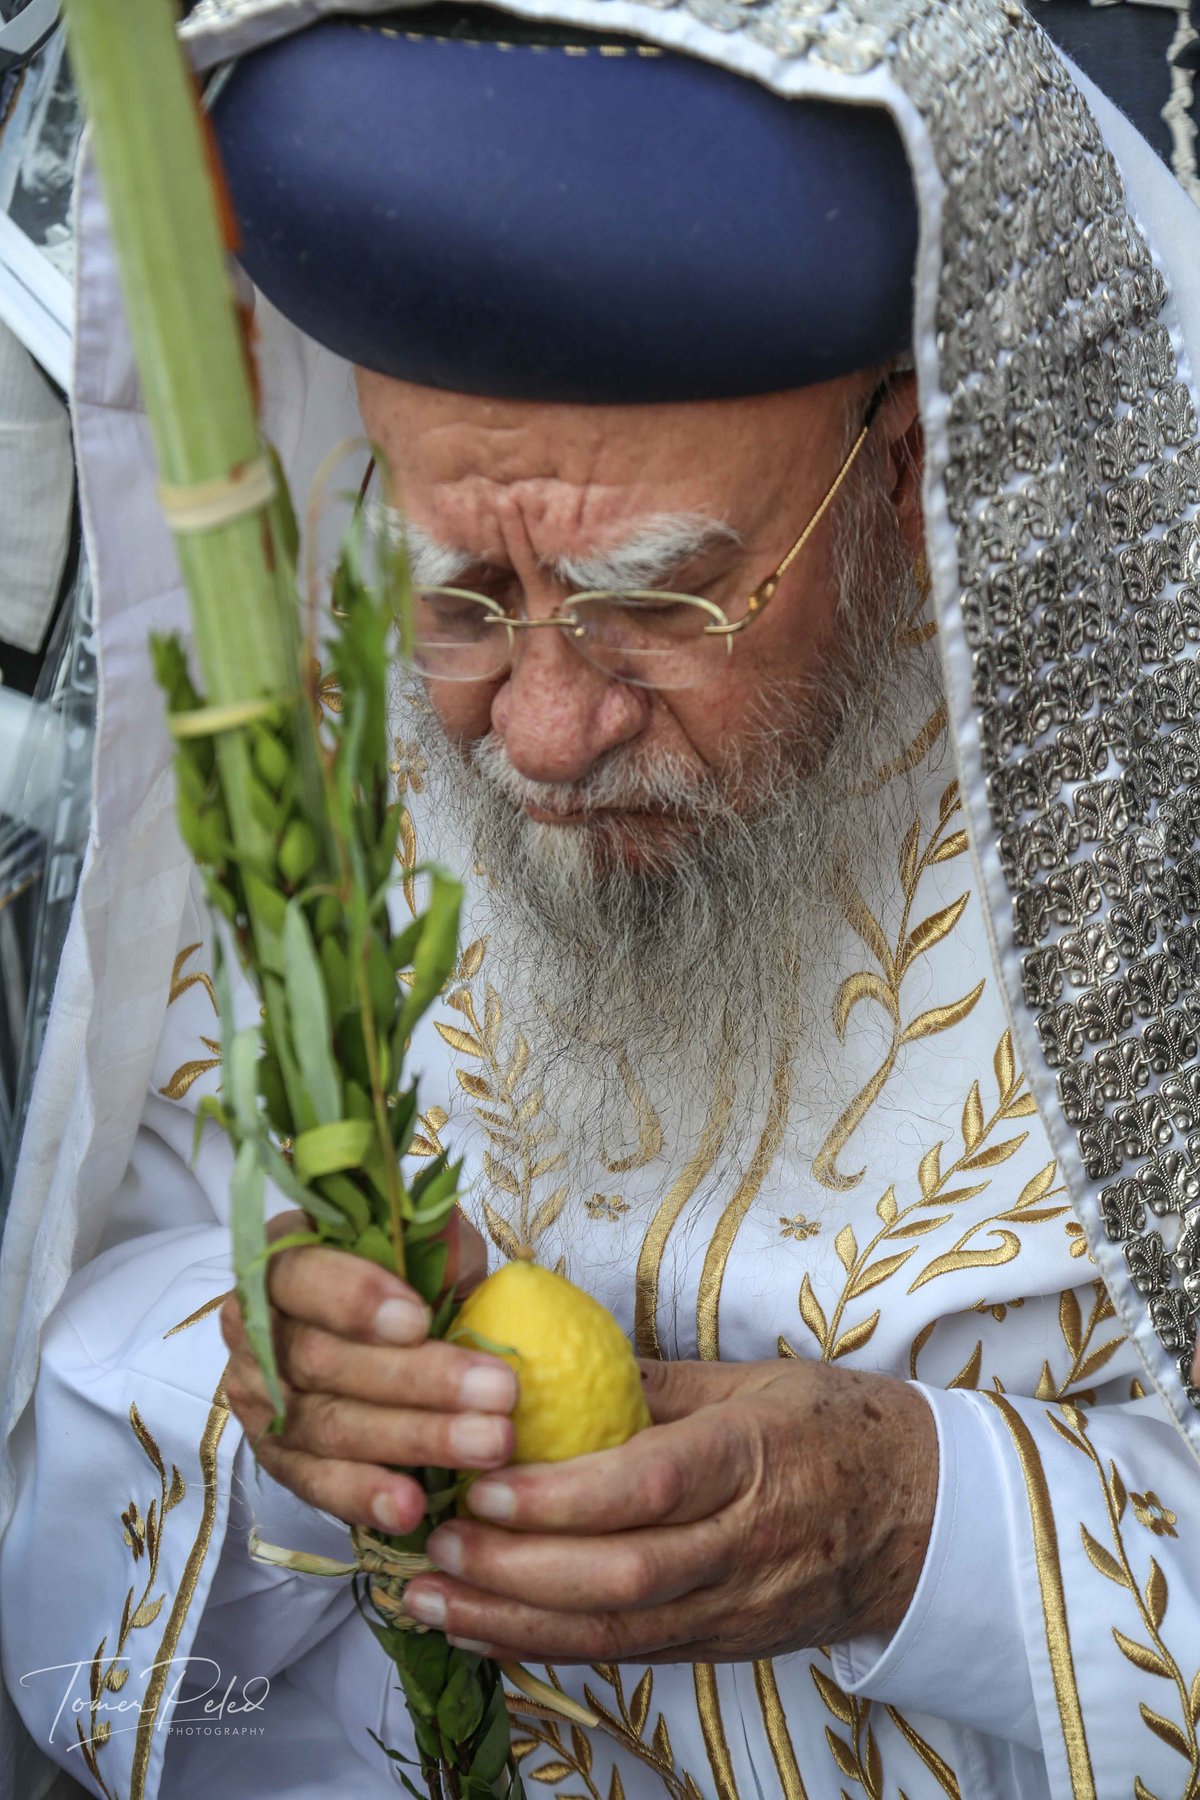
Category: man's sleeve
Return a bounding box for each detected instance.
[830,1372,1200,1797]
[0,1134,412,1800]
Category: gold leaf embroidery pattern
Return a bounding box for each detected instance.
[74,1407,186,1797]
[586,1194,631,1222]
[410,1103,449,1160]
[814,780,983,1191]
[783,1033,1068,1363]
[436,982,567,1261]
[388,736,428,794]
[509,1665,702,1800]
[809,1664,961,1800]
[1048,1405,1199,1789]
[310,658,342,717]
[159,944,222,1100]
[1033,1283,1126,1404]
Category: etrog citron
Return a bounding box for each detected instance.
[452,1259,651,1464]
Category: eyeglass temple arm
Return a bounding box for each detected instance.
[710,381,889,638]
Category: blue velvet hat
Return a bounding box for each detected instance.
[211,4,919,403]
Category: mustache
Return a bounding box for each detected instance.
[468,734,737,822]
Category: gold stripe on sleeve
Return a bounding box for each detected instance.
[131,1375,231,1798]
[693,1662,739,1800]
[985,1393,1096,1799]
[754,1660,810,1799]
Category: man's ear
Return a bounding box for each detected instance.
[879,369,925,562]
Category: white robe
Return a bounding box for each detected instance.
[5,5,1200,1798]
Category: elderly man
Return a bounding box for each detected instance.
[5,4,1200,1799]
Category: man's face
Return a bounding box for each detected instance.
[354,369,923,865]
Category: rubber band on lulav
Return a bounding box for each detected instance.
[157,453,277,532]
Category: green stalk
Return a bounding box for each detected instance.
[62,0,323,978]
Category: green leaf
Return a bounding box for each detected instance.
[230,1140,284,1422]
[354,1224,399,1274]
[226,1026,261,1138]
[406,1235,450,1306]
[318,934,352,1022]
[401,868,463,1036]
[437,1660,485,1743]
[402,1630,450,1701]
[292,1119,376,1184]
[249,1138,357,1232]
[315,1172,373,1236]
[469,1683,515,1787]
[282,901,341,1124]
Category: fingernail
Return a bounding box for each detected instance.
[374,1297,428,1344]
[426,1527,464,1576]
[451,1415,508,1465]
[404,1587,447,1627]
[448,1637,493,1655]
[467,1480,515,1522]
[372,1489,408,1531]
[460,1364,517,1413]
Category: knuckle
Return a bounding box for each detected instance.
[337,1261,396,1332]
[636,1454,685,1521]
[300,1392,353,1458]
[222,1361,258,1416]
[593,1612,631,1662]
[284,1325,335,1392]
[608,1549,653,1609]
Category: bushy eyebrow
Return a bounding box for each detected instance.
[393,512,742,592]
[549,514,743,592]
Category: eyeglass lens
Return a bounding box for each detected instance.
[409,589,732,691]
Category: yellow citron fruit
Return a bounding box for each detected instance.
[452,1258,652,1464]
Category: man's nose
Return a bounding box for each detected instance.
[491,622,649,784]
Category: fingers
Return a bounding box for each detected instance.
[399,1578,710,1664]
[273,1316,516,1413]
[252,1434,428,1533]
[423,1514,727,1614]
[267,1242,430,1345]
[266,1389,514,1473]
[462,1410,745,1534]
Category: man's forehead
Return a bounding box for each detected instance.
[400,512,741,589]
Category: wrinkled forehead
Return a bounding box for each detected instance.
[209,3,918,407]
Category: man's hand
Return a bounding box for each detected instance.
[401,1357,937,1664]
[220,1208,514,1534]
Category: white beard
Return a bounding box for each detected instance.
[404,481,947,1190]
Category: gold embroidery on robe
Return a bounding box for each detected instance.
[985,1394,1096,1798]
[73,1405,191,1796]
[1040,1402,1199,1792]
[163,1290,231,1339]
[753,1660,810,1800]
[511,1664,704,1798]
[813,780,981,1193]
[130,1376,231,1799]
[783,1032,1064,1366]
[159,943,222,1100]
[696,1035,795,1362]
